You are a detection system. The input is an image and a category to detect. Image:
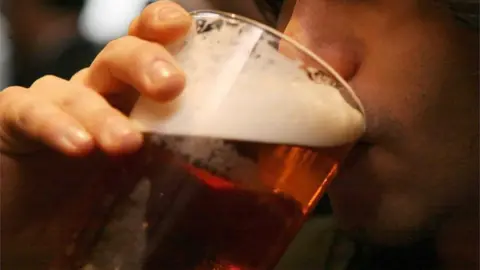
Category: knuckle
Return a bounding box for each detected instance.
[20,104,59,137]
[0,86,23,104]
[0,86,55,138]
[95,39,122,67]
[95,36,139,68]
[58,91,78,108]
[104,36,136,55]
[70,68,89,82]
[0,87,25,114]
[6,95,43,135]
[16,101,40,128]
[128,16,140,34]
[31,75,59,89]
[103,37,123,53]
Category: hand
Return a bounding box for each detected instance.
[0,1,192,269]
[0,0,190,157]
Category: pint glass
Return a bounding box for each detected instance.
[85,10,365,270]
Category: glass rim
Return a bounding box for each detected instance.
[189,9,366,118]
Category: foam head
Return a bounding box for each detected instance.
[130,11,365,148]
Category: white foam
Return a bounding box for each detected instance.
[130,14,365,148]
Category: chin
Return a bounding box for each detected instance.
[335,220,433,247]
[329,187,438,247]
[329,144,436,247]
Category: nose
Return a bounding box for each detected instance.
[282,18,360,81]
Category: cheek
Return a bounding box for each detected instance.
[283,16,361,81]
[328,145,398,225]
[280,0,478,245]
[349,16,478,205]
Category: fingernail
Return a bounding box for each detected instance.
[157,5,189,21]
[146,60,185,95]
[62,127,93,150]
[147,60,178,84]
[103,117,143,151]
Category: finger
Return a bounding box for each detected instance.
[82,35,186,102]
[128,0,192,45]
[31,76,143,155]
[71,68,139,114]
[0,86,94,156]
[70,68,89,82]
[128,16,140,36]
[70,66,128,99]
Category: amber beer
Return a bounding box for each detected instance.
[137,133,350,270]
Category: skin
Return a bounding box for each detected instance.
[281,0,479,236]
[278,1,478,268]
[0,0,478,269]
[278,1,479,268]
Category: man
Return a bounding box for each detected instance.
[0,0,478,269]
[1,0,100,87]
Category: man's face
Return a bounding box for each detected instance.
[278,0,478,245]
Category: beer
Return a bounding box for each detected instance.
[144,137,305,270]
[142,134,337,270]
[83,134,350,270]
